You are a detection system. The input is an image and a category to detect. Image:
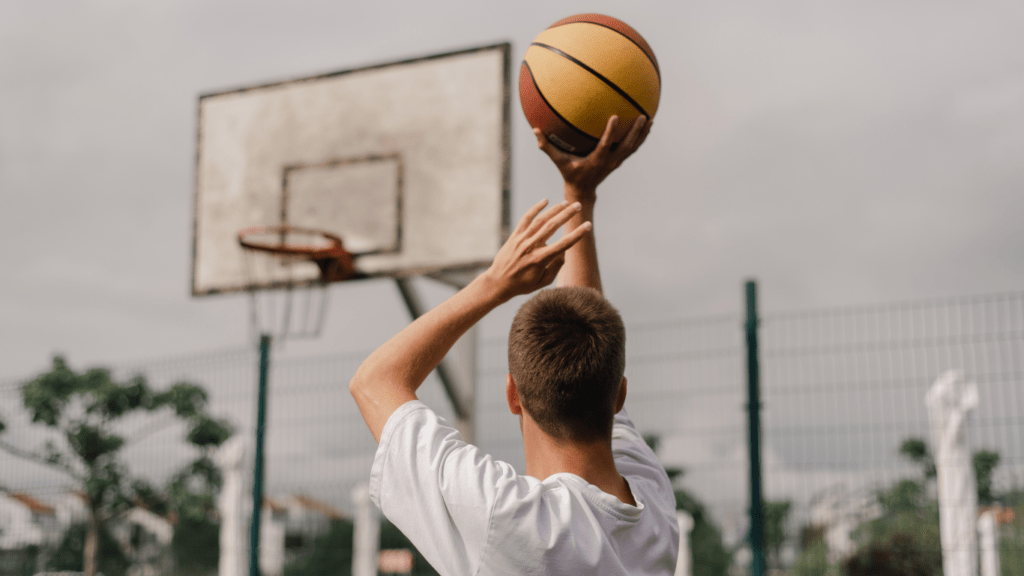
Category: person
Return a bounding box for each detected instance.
[350,115,678,575]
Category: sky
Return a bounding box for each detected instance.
[2,0,1023,381]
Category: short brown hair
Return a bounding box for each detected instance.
[508,286,626,442]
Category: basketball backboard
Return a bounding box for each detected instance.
[192,44,511,296]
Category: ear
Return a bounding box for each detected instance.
[506,374,523,416]
[614,376,628,413]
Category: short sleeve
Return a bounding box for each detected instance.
[370,400,518,576]
[611,409,676,512]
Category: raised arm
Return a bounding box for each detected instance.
[533,115,651,293]
[350,200,592,442]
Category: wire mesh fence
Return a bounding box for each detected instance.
[759,292,1024,574]
[0,289,1021,575]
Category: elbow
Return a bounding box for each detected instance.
[349,367,367,399]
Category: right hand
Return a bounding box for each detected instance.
[534,115,652,201]
[481,199,591,302]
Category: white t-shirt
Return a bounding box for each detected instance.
[370,400,679,576]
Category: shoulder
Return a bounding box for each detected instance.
[372,401,521,497]
[370,401,531,575]
[611,410,676,513]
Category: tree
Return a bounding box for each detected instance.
[843,532,941,576]
[644,434,733,576]
[763,500,792,569]
[47,522,131,576]
[972,449,1000,505]
[0,356,234,576]
[898,438,935,482]
[282,518,442,576]
[283,519,355,576]
[899,437,1002,505]
[840,437,946,576]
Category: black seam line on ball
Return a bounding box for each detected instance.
[531,42,650,118]
[522,61,600,144]
[550,21,661,81]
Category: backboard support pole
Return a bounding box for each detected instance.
[394,277,476,443]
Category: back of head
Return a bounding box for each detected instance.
[508,286,626,442]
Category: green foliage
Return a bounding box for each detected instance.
[843,531,941,576]
[21,357,77,426]
[898,437,935,480]
[171,516,220,575]
[878,479,925,514]
[131,479,170,517]
[1000,516,1024,576]
[688,515,733,576]
[282,518,442,576]
[862,478,942,557]
[791,538,829,576]
[47,522,132,576]
[166,456,222,524]
[284,519,355,576]
[128,463,222,575]
[186,414,235,447]
[156,382,210,419]
[763,500,792,568]
[0,355,235,576]
[642,433,661,453]
[69,423,125,465]
[972,449,1000,504]
[837,436,954,576]
[645,433,733,576]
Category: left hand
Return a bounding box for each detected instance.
[482,199,592,302]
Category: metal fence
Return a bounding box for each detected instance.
[1,288,1021,575]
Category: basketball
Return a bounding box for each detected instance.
[520,14,660,156]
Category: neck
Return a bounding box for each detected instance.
[521,415,635,506]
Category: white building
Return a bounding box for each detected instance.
[808,486,882,563]
[0,492,59,550]
[0,491,61,574]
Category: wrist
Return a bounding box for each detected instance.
[473,269,513,306]
[564,182,597,204]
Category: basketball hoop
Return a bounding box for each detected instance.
[238,225,357,282]
[237,225,359,340]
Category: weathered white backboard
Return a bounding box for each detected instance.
[193,44,511,296]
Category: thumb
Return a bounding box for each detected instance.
[534,128,570,163]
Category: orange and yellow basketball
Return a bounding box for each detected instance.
[520,14,660,156]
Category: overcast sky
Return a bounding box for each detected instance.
[2,0,1022,381]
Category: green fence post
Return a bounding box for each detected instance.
[250,334,271,576]
[745,281,766,576]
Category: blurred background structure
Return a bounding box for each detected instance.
[2,286,1021,575]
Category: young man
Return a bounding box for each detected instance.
[350,115,678,575]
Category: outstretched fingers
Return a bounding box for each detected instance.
[521,201,582,249]
[619,116,651,155]
[535,220,592,264]
[513,198,551,236]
